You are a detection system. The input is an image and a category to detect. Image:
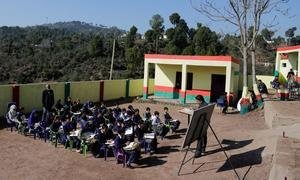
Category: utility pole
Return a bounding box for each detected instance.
[109,39,116,80]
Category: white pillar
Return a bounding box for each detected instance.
[298,51,300,81]
[180,64,187,103]
[225,65,232,97]
[143,62,149,99]
[275,52,281,76]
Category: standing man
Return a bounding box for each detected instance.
[194,95,208,158]
[42,84,54,123]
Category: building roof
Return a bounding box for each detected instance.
[277,45,300,52]
[144,54,240,64]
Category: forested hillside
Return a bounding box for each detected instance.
[0,14,299,85]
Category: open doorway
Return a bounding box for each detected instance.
[210,74,226,102]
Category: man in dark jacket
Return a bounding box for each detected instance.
[42,84,54,123]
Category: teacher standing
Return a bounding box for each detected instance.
[42,84,54,123]
[194,95,208,158]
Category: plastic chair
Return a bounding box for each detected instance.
[115,148,127,167]
[49,130,59,148]
[5,113,14,132]
[216,98,226,113]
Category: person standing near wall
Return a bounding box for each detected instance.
[42,84,54,123]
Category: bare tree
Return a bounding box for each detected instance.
[191,0,289,100]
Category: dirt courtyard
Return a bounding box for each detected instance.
[0,102,279,180]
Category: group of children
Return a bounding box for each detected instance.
[6,98,181,169]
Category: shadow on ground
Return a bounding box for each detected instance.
[165,134,182,139]
[156,145,180,154]
[205,139,254,156]
[175,128,187,135]
[136,155,168,168]
[217,146,265,172]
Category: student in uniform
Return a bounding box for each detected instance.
[163,107,180,133]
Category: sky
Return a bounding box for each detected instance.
[0,0,299,36]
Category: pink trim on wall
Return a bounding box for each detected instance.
[154,85,177,92]
[179,90,186,98]
[280,53,289,59]
[145,54,240,64]
[277,45,300,52]
[186,89,211,96]
[143,87,148,94]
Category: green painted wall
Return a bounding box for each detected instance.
[0,85,12,116]
[0,79,154,116]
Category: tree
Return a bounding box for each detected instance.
[88,35,104,57]
[193,24,224,55]
[149,14,165,53]
[165,13,189,54]
[125,45,144,77]
[125,26,138,48]
[285,27,297,45]
[169,13,181,26]
[194,0,289,112]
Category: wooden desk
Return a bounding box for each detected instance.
[178,108,194,124]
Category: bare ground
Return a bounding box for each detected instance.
[0,102,277,180]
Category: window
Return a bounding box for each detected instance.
[282,63,287,67]
[175,71,193,90]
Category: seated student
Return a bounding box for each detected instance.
[18,107,27,123]
[26,109,38,135]
[112,107,121,120]
[151,111,161,135]
[218,92,228,114]
[113,120,125,134]
[91,124,114,158]
[135,122,157,154]
[71,99,82,113]
[151,111,168,139]
[65,96,73,107]
[132,109,142,125]
[163,107,180,133]
[49,116,62,143]
[119,108,127,121]
[127,105,135,115]
[104,108,116,125]
[258,80,268,94]
[55,99,64,115]
[114,129,139,169]
[50,116,62,133]
[99,102,107,113]
[7,104,21,130]
[143,107,151,120]
[271,76,280,89]
[62,116,75,146]
[72,120,84,152]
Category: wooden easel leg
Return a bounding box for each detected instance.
[178,146,190,176]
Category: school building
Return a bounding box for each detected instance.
[143,54,240,104]
[275,45,300,83]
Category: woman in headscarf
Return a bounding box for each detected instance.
[7,104,20,129]
[26,109,38,138]
[27,110,37,130]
